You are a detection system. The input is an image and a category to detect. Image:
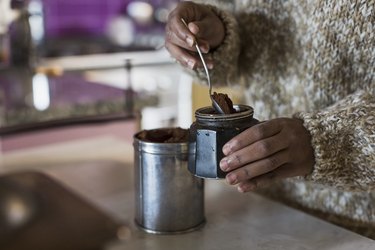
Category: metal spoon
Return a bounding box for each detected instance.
[181,18,225,114]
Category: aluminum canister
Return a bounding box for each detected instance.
[188,105,257,179]
[133,129,205,234]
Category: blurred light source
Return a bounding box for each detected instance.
[0,0,19,34]
[154,7,169,23]
[106,16,134,46]
[6,196,31,226]
[32,73,50,111]
[28,0,44,44]
[127,1,153,24]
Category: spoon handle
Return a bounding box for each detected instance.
[180,18,212,95]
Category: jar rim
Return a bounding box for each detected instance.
[195,105,254,121]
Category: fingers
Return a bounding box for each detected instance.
[166,2,196,47]
[236,163,294,192]
[225,149,289,185]
[220,118,316,193]
[190,20,215,40]
[187,22,200,36]
[165,20,212,69]
[167,4,212,50]
[165,1,221,70]
[166,7,210,52]
[180,18,211,52]
[165,20,196,52]
[220,130,289,172]
[222,120,282,156]
[165,42,213,69]
[165,42,197,69]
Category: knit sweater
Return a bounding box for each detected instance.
[190,0,375,237]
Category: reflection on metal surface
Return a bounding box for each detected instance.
[32,73,50,111]
[106,16,134,47]
[0,171,124,249]
[116,225,131,241]
[0,179,39,242]
[5,196,32,227]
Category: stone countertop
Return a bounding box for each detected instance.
[9,160,375,250]
[0,136,373,249]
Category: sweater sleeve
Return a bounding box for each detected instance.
[186,3,241,86]
[189,2,298,88]
[294,90,375,192]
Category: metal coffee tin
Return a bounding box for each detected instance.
[133,129,205,234]
[188,105,256,179]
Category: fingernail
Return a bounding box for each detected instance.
[223,144,231,155]
[219,157,229,171]
[238,183,254,193]
[186,37,194,47]
[187,60,195,69]
[207,63,214,69]
[226,173,238,185]
[237,186,245,193]
[238,185,247,193]
[200,45,209,53]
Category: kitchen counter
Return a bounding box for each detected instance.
[0,135,373,249]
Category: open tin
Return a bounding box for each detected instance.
[133,128,205,234]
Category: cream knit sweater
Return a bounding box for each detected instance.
[189,0,375,235]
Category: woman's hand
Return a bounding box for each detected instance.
[220,118,315,192]
[165,1,225,69]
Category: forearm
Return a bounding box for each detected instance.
[295,90,375,191]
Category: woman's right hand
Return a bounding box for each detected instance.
[165,1,225,70]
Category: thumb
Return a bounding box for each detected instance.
[187,22,200,36]
[189,19,222,49]
[188,22,210,53]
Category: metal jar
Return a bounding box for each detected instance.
[133,129,205,234]
[188,105,256,179]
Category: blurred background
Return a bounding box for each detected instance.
[0,0,193,133]
[0,0,241,151]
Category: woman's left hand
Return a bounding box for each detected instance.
[219,118,315,192]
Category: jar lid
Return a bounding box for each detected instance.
[195,104,254,122]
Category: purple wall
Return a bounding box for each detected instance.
[42,0,130,38]
[41,0,180,38]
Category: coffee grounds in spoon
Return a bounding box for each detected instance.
[211,92,236,114]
